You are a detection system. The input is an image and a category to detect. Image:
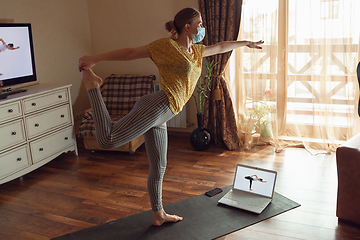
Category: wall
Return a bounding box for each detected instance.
[0,0,92,116]
[87,0,199,131]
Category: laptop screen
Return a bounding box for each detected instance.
[233,164,277,198]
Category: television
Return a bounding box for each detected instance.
[0,23,37,99]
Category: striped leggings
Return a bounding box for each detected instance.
[87,88,175,211]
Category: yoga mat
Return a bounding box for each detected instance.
[52,186,300,240]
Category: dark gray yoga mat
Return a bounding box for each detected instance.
[52,186,300,240]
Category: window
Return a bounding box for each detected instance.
[227,0,359,143]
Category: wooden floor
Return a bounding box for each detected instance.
[0,134,360,240]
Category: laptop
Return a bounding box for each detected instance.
[218,164,277,214]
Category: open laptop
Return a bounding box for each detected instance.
[218,164,277,214]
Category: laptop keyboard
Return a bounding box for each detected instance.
[224,190,270,208]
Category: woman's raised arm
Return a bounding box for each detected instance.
[78,46,151,71]
[203,40,263,57]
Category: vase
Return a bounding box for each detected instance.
[190,114,212,151]
[243,132,253,150]
[260,121,273,137]
[240,115,257,150]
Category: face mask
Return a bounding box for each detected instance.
[192,27,206,43]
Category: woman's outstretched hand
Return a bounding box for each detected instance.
[247,40,264,49]
[78,55,96,72]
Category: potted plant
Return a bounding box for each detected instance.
[241,89,274,139]
[253,103,273,137]
[193,59,217,126]
[190,59,217,151]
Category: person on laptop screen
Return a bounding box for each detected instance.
[245,175,266,191]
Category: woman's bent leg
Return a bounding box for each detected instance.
[86,86,173,149]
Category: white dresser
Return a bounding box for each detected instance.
[0,84,78,184]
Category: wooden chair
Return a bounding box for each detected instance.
[78,74,155,153]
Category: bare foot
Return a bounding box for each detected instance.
[81,69,103,90]
[152,209,183,226]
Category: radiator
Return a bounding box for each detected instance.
[167,105,187,128]
[153,84,187,128]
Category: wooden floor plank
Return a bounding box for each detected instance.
[0,224,49,240]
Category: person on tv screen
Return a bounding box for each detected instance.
[0,39,20,52]
[78,7,263,226]
[0,38,20,75]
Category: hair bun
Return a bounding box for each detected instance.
[165,20,176,33]
[165,20,178,39]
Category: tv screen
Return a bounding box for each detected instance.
[0,23,37,89]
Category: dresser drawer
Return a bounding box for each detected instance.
[0,101,22,122]
[0,145,31,180]
[0,120,26,150]
[26,105,71,138]
[23,89,68,113]
[30,127,73,163]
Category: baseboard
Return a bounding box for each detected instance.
[338,218,360,229]
[167,130,191,138]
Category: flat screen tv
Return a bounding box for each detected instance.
[0,23,37,97]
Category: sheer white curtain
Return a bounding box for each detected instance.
[225,0,360,153]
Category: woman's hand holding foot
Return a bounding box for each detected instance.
[78,55,97,72]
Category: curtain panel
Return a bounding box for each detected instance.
[198,0,243,150]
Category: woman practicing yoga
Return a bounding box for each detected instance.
[245,175,267,190]
[0,38,20,52]
[78,7,263,226]
[0,38,20,75]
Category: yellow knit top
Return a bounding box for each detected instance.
[146,38,205,115]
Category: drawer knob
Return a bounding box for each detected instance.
[8,109,13,113]
[61,114,65,118]
[17,157,22,161]
[65,137,69,140]
[58,95,63,98]
[32,102,36,106]
[11,131,16,135]
[39,148,44,151]
[35,123,40,127]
